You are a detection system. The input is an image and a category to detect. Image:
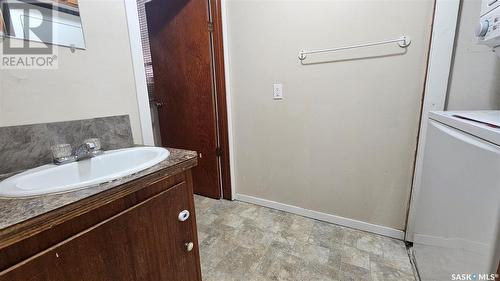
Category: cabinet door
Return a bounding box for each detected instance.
[0,181,202,281]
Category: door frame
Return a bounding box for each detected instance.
[404,0,460,241]
[210,0,233,200]
[124,0,155,146]
[219,0,236,200]
[125,0,234,199]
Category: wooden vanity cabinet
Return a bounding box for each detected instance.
[0,169,202,281]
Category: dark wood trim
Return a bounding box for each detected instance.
[210,0,232,199]
[184,169,203,279]
[497,259,499,276]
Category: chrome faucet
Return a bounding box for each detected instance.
[51,138,103,165]
[74,140,101,160]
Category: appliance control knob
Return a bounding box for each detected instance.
[476,20,489,37]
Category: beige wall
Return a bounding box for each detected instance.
[446,0,500,110]
[0,0,143,144]
[227,0,434,230]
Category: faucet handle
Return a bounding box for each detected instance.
[51,144,77,165]
[51,144,72,159]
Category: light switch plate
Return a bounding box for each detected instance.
[273,83,283,100]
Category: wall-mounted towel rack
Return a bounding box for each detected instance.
[298,35,411,61]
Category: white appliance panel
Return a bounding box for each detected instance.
[411,119,500,281]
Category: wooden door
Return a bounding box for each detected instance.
[0,182,202,281]
[146,0,221,199]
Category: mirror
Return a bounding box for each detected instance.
[0,0,85,49]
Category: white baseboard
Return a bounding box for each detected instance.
[235,194,405,240]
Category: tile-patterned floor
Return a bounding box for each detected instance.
[194,195,416,281]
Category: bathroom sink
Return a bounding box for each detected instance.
[0,147,170,198]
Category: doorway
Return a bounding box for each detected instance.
[144,0,231,199]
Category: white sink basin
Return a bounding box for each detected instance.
[0,147,170,198]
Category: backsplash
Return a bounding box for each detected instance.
[0,115,134,175]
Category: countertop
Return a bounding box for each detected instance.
[0,148,197,232]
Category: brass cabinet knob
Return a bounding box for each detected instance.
[178,210,190,222]
[185,242,194,252]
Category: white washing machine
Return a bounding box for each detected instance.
[408,111,500,281]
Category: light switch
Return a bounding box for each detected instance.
[273,83,283,100]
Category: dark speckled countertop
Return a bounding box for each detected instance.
[0,147,197,231]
